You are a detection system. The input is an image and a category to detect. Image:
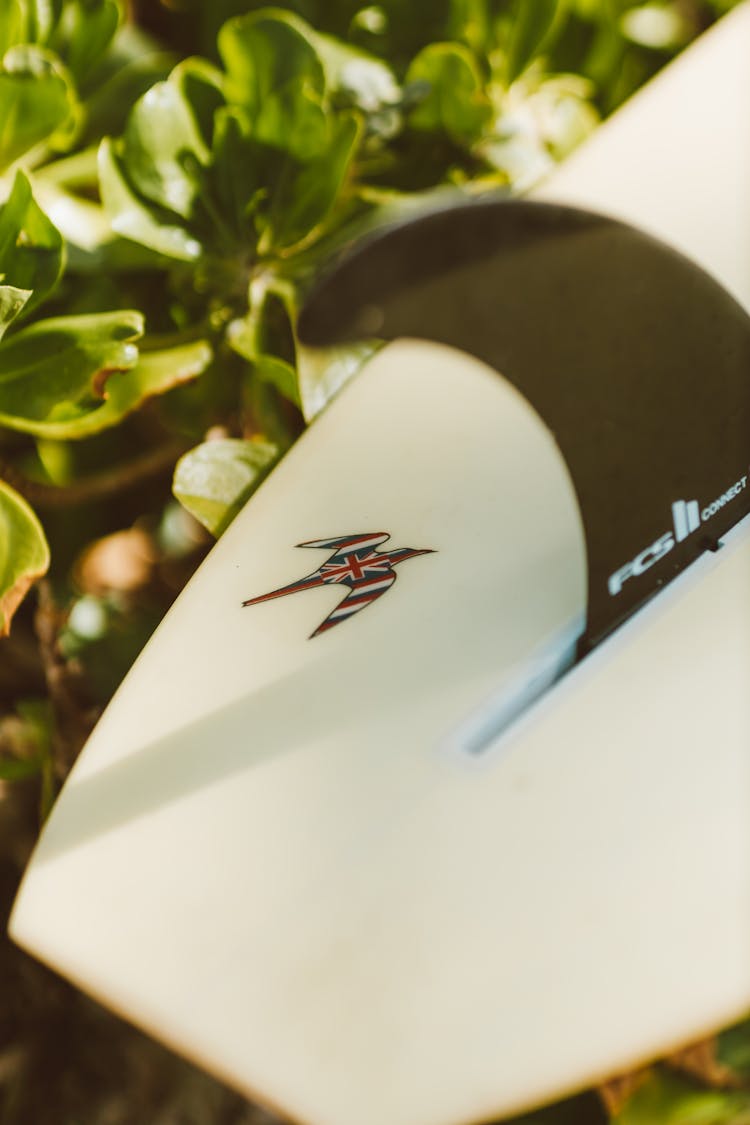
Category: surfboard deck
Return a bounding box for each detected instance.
[9,6,750,1125]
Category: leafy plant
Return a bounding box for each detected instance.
[4,0,727,634]
[0,1,746,1123]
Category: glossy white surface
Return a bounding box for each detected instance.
[10,7,750,1125]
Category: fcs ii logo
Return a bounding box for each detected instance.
[243,533,434,637]
[609,475,748,597]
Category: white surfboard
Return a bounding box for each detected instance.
[10,7,750,1125]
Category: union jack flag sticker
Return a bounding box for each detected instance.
[243,532,434,637]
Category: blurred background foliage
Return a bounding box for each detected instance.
[0,0,748,1121]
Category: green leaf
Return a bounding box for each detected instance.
[620,5,692,51]
[0,0,65,48]
[0,309,143,436]
[406,42,492,142]
[98,136,203,260]
[27,0,64,44]
[227,289,302,407]
[311,29,399,113]
[226,308,260,361]
[448,0,491,54]
[32,338,213,439]
[0,45,77,170]
[48,0,121,82]
[210,105,267,243]
[31,178,115,258]
[0,170,64,315]
[242,273,378,418]
[0,285,30,340]
[80,46,175,146]
[253,353,301,408]
[218,9,330,160]
[172,56,226,149]
[173,437,279,537]
[123,75,211,220]
[505,0,563,83]
[267,111,361,250]
[0,477,49,636]
[0,0,25,55]
[611,1069,750,1125]
[296,338,379,421]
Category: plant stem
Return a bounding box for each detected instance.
[0,439,187,510]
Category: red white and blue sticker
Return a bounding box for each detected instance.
[243,533,434,638]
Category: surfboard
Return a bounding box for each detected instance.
[9,6,750,1125]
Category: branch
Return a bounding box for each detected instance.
[0,439,188,510]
